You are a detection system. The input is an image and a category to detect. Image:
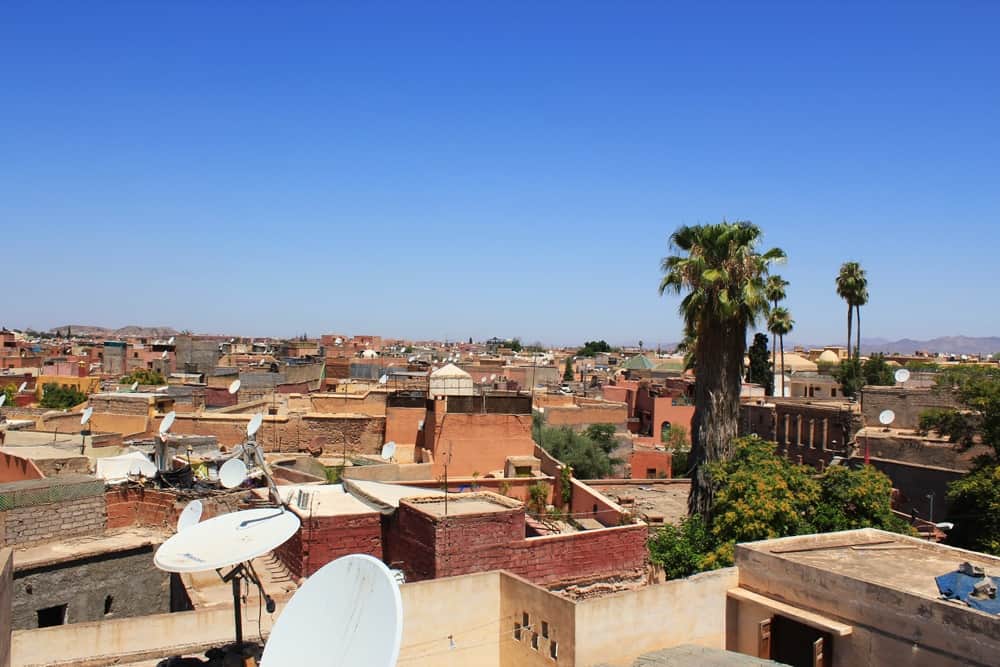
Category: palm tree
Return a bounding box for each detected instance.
[659,221,785,518]
[768,307,794,397]
[836,262,867,360]
[764,275,789,392]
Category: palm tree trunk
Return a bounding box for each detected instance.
[780,334,786,397]
[855,305,862,360]
[688,321,744,520]
[846,304,853,360]
[771,300,778,395]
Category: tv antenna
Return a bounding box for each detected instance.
[894,368,911,384]
[219,458,248,489]
[260,554,402,667]
[154,410,176,472]
[18,381,27,393]
[228,379,241,394]
[161,350,169,360]
[0,395,5,408]
[878,409,895,431]
[167,336,175,345]
[381,441,397,461]
[80,407,94,453]
[131,381,139,392]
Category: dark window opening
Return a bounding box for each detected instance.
[771,614,833,667]
[531,632,539,650]
[646,468,657,478]
[541,620,549,638]
[514,622,522,640]
[522,612,529,627]
[37,604,67,627]
[104,595,113,615]
[550,640,559,660]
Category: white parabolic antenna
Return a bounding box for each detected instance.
[18,381,27,393]
[0,395,5,408]
[160,410,176,435]
[261,554,402,667]
[878,409,896,426]
[378,374,388,385]
[219,458,248,489]
[228,379,241,394]
[247,412,264,438]
[381,441,397,460]
[177,499,204,532]
[161,350,169,360]
[895,368,911,384]
[155,508,300,573]
[131,381,139,392]
[81,407,94,425]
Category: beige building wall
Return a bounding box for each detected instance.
[1,548,11,667]
[399,571,501,667]
[574,567,738,666]
[500,572,576,666]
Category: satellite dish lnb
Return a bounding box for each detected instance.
[81,407,94,425]
[219,458,248,489]
[894,368,911,384]
[228,379,241,394]
[160,410,177,435]
[177,499,203,532]
[261,554,403,667]
[878,409,896,426]
[247,413,264,438]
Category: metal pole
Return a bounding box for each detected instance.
[232,571,243,647]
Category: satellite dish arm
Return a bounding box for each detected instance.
[249,439,286,509]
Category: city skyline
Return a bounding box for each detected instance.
[4,3,998,343]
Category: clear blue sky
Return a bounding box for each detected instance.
[3,2,998,346]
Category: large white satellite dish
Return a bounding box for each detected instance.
[219,458,248,489]
[381,441,397,460]
[155,508,300,573]
[17,381,27,393]
[261,554,402,667]
[228,379,241,394]
[160,410,176,435]
[81,407,94,425]
[176,499,204,532]
[247,412,264,438]
[878,409,896,426]
[894,368,911,384]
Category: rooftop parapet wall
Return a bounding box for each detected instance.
[861,386,961,430]
[1,548,11,667]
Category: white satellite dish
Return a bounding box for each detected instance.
[129,457,157,478]
[878,409,896,426]
[18,381,27,393]
[490,374,497,381]
[177,500,204,532]
[381,441,397,460]
[408,356,416,363]
[228,379,241,394]
[894,368,911,384]
[219,458,248,489]
[0,395,5,408]
[131,381,139,392]
[81,407,94,425]
[155,508,300,573]
[160,410,176,435]
[261,554,402,667]
[481,375,488,382]
[378,374,388,385]
[247,412,264,438]
[168,336,175,345]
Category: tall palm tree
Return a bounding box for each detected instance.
[768,307,794,397]
[836,262,867,360]
[660,221,785,518]
[764,275,789,393]
[854,281,868,360]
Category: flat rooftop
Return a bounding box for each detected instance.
[267,484,378,518]
[742,528,1000,601]
[405,492,521,518]
[14,527,166,571]
[590,480,689,526]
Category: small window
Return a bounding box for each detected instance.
[514,622,522,640]
[646,468,657,478]
[37,604,67,627]
[541,621,549,638]
[531,632,539,650]
[104,595,113,615]
[522,612,529,627]
[550,640,559,660]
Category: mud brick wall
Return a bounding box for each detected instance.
[861,386,961,430]
[274,512,382,579]
[1,495,106,547]
[104,488,244,531]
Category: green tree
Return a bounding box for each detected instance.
[834,357,865,399]
[862,353,895,387]
[663,425,690,477]
[506,338,523,352]
[3,384,16,407]
[767,307,794,398]
[836,262,868,361]
[812,465,909,533]
[648,514,714,579]
[536,425,621,479]
[563,357,574,382]
[659,221,786,518]
[39,383,87,409]
[946,464,1000,555]
[120,369,166,386]
[745,333,774,395]
[764,275,789,378]
[577,340,612,357]
[583,423,618,455]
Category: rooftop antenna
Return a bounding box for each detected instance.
[228,379,241,395]
[878,409,895,429]
[894,368,911,385]
[0,395,5,408]
[18,381,27,393]
[244,412,283,507]
[219,458,248,489]
[161,350,169,360]
[130,381,139,392]
[261,554,402,666]
[167,336,174,345]
[381,441,397,462]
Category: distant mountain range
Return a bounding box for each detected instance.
[50,324,180,338]
[856,336,1000,356]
